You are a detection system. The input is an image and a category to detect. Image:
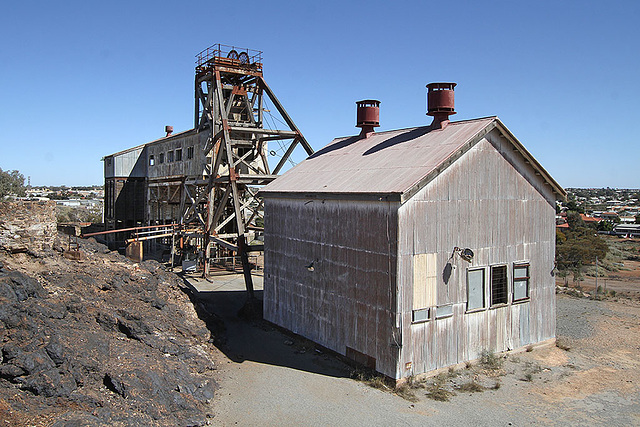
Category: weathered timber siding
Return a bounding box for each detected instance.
[147,132,209,179]
[263,197,401,378]
[397,129,557,378]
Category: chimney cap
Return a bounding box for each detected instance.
[426,82,457,90]
[356,99,380,137]
[427,82,456,129]
[356,99,380,107]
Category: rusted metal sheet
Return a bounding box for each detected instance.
[125,241,143,263]
[262,118,494,196]
[261,117,565,202]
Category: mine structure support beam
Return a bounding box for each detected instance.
[180,44,314,298]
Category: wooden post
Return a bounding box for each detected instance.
[238,235,255,299]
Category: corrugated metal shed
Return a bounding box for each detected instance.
[262,113,565,379]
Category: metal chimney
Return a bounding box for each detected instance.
[165,125,174,137]
[356,100,380,138]
[427,83,456,129]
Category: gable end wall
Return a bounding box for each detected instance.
[396,130,557,378]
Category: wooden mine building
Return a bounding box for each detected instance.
[260,84,566,379]
[103,44,312,281]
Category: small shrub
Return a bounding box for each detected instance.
[446,366,459,378]
[395,383,419,402]
[525,345,534,352]
[491,380,501,390]
[556,338,571,351]
[456,380,485,393]
[522,372,533,382]
[464,361,473,369]
[351,369,392,391]
[480,350,502,370]
[425,382,455,402]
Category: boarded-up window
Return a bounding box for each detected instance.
[187,146,194,159]
[491,265,508,306]
[467,268,485,311]
[513,263,530,301]
[167,151,174,163]
[176,148,182,161]
[159,153,165,164]
[413,253,437,311]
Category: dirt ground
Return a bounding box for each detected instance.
[557,236,640,299]
[198,283,640,426]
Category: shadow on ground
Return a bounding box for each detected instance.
[184,285,353,379]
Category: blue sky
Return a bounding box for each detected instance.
[1,0,638,188]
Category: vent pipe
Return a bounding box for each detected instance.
[165,125,174,137]
[356,100,380,138]
[427,82,456,129]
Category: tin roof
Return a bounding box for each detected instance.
[104,129,196,159]
[261,116,565,202]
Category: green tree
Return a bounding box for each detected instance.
[0,168,26,198]
[564,200,584,214]
[557,209,609,283]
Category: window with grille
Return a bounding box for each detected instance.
[167,151,174,163]
[491,265,508,306]
[187,146,194,159]
[513,263,530,301]
[176,148,182,161]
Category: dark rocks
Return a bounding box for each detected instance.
[0,232,218,426]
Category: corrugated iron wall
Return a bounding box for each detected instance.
[263,197,401,378]
[397,130,557,378]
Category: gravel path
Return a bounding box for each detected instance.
[197,287,640,426]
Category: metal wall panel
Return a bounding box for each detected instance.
[397,131,557,377]
[263,197,401,378]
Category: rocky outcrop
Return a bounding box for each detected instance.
[0,213,219,425]
[0,201,57,254]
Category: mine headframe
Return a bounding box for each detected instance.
[180,44,313,296]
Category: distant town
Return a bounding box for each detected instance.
[16,185,640,232]
[23,185,104,223]
[557,188,640,237]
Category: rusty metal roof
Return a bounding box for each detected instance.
[261,116,565,201]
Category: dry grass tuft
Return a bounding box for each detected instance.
[456,380,485,393]
[425,382,455,402]
[480,350,503,370]
[395,383,419,402]
[556,337,571,351]
[351,369,393,391]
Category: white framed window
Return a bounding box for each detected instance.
[513,263,530,302]
[149,155,155,166]
[467,268,485,311]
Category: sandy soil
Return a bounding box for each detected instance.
[199,288,640,426]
